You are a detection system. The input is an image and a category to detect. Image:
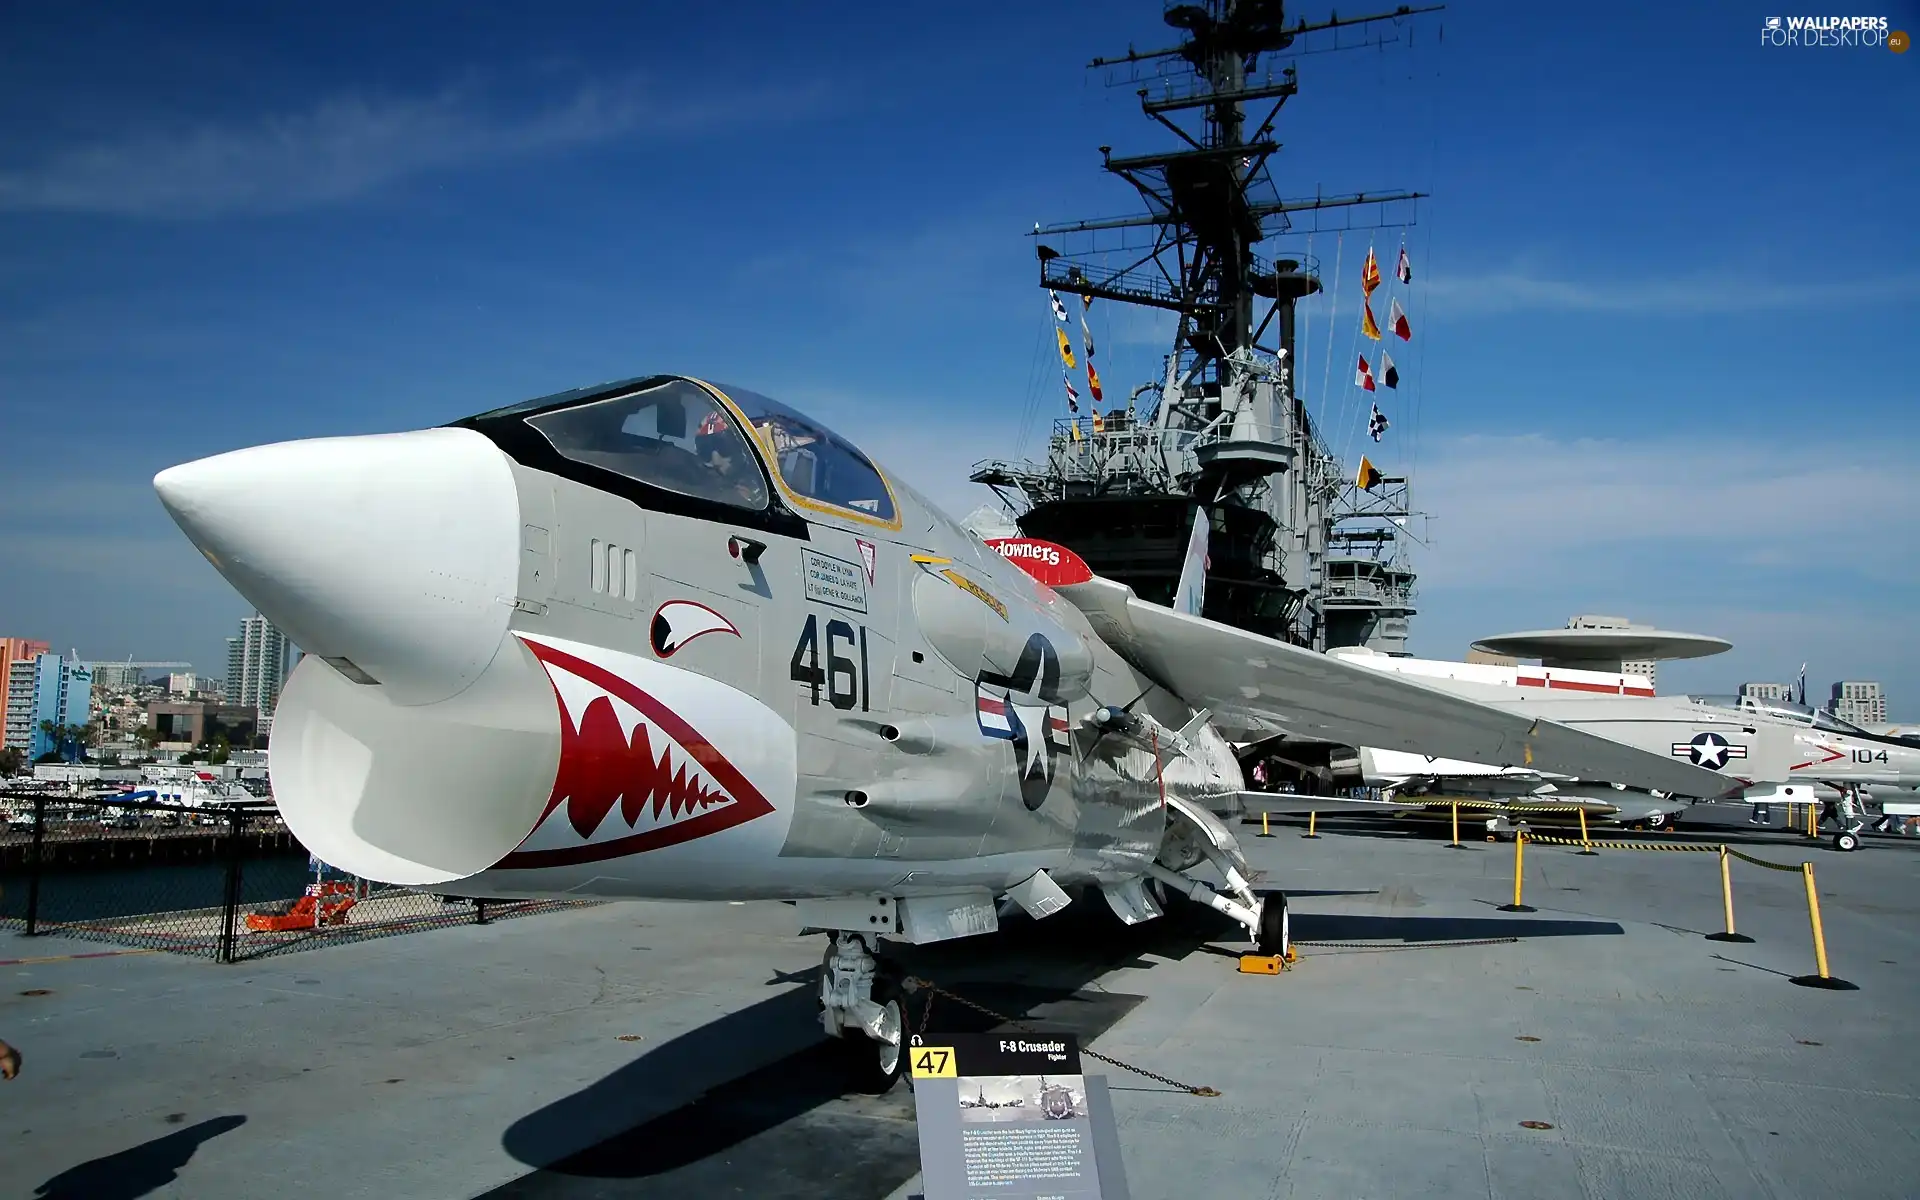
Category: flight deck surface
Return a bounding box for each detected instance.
[4,821,1917,1199]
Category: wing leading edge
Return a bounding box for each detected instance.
[1057,576,1738,799]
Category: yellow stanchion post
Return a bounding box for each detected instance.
[1576,807,1598,855]
[1257,810,1273,838]
[1498,832,1536,912]
[1448,802,1465,849]
[1302,810,1320,840]
[1790,862,1856,990]
[1705,845,1753,943]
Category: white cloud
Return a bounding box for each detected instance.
[1411,432,1920,589]
[1405,431,1920,705]
[1423,268,1920,317]
[0,76,827,218]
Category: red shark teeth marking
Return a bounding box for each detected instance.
[561,694,730,837]
[500,638,775,869]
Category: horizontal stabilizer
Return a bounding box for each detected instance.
[1058,575,1739,799]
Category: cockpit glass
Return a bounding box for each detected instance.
[522,379,769,511]
[1689,694,1873,731]
[708,382,896,521]
[1812,709,1870,735]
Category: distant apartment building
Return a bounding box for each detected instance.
[1739,682,1794,703]
[1464,649,1519,667]
[2,653,95,759]
[1831,681,1887,727]
[0,636,52,752]
[3,659,38,753]
[226,613,293,718]
[145,699,259,747]
[89,662,145,691]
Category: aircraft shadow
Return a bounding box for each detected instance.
[1291,912,1624,943]
[488,900,1224,1198]
[34,1114,246,1200]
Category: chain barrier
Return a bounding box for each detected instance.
[902,974,1222,1097]
[1524,834,1718,853]
[1417,801,1595,814]
[1526,832,1810,872]
[1724,846,1810,873]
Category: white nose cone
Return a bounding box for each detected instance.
[154,427,521,707]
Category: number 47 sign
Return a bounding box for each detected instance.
[911,1045,957,1077]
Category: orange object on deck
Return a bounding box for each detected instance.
[245,882,357,932]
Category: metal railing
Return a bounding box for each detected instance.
[0,791,588,962]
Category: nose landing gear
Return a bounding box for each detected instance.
[818,931,908,1093]
[1829,785,1867,852]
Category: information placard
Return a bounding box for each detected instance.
[801,549,868,612]
[910,1033,1130,1200]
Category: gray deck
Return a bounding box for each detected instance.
[3,817,1917,1199]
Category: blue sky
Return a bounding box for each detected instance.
[2,1,1916,709]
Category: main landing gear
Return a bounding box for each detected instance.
[818,931,908,1093]
[1145,797,1288,958]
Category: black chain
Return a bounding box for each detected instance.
[902,975,1221,1098]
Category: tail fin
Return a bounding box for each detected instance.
[1173,506,1209,616]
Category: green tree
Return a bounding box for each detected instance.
[0,746,23,777]
[208,734,231,766]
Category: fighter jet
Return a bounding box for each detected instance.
[152,374,1735,1090]
[1312,652,1920,851]
[959,1087,1021,1109]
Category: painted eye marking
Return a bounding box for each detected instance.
[650,600,739,658]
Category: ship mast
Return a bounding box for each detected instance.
[974,0,1440,650]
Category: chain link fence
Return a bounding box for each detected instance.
[0,789,588,962]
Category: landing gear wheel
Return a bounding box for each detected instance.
[849,973,909,1095]
[1255,892,1289,958]
[1834,832,1860,853]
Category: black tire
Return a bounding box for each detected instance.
[847,973,909,1095]
[1255,892,1289,957]
[1834,832,1860,853]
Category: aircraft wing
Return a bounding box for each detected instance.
[1236,793,1621,817]
[1057,576,1739,799]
